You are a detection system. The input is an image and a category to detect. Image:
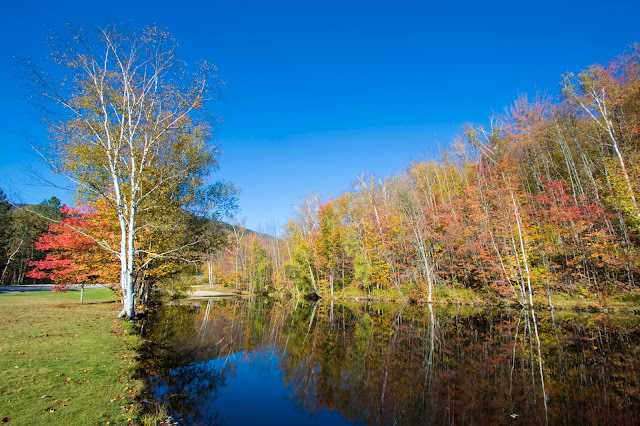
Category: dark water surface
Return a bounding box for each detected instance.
[140,298,640,425]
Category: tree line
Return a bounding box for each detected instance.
[210,47,640,305]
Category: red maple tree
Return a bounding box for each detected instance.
[27,203,118,294]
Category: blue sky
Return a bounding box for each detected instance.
[1,0,639,232]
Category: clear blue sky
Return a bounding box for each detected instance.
[1,0,638,233]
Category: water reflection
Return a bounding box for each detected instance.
[140,299,640,425]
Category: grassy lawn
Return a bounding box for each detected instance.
[0,289,141,425]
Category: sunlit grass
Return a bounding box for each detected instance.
[0,289,141,425]
[537,290,640,313]
[298,282,640,313]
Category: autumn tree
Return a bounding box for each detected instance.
[285,195,321,297]
[200,221,228,289]
[316,201,344,296]
[21,24,236,317]
[563,48,640,224]
[250,237,272,294]
[28,204,119,302]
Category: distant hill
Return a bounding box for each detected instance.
[9,203,30,211]
[212,220,278,240]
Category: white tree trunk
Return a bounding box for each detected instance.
[1,237,23,282]
[118,213,129,318]
[207,260,214,288]
[511,190,533,306]
[125,204,137,318]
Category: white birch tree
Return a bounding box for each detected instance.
[21,24,235,318]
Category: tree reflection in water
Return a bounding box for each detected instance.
[140,298,640,425]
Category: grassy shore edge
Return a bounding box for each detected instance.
[0,289,141,425]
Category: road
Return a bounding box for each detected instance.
[0,284,107,294]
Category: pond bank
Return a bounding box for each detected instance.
[189,290,252,298]
[269,286,640,314]
[185,285,254,299]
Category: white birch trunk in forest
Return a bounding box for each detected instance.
[295,195,321,296]
[1,237,23,283]
[567,78,639,220]
[511,190,533,306]
[398,187,435,303]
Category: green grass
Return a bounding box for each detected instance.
[330,284,491,305]
[431,287,490,305]
[330,284,407,301]
[306,282,640,313]
[0,289,141,425]
[534,290,640,312]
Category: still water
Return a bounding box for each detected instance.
[140,298,640,425]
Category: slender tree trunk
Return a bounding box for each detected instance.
[412,225,434,303]
[1,237,23,283]
[118,215,129,318]
[207,260,214,288]
[511,191,533,306]
[301,247,319,296]
[329,272,334,297]
[575,86,639,219]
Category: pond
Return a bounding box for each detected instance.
[139,298,640,425]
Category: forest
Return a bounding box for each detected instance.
[2,47,640,308]
[207,47,640,306]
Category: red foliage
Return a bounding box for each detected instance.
[27,204,117,291]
